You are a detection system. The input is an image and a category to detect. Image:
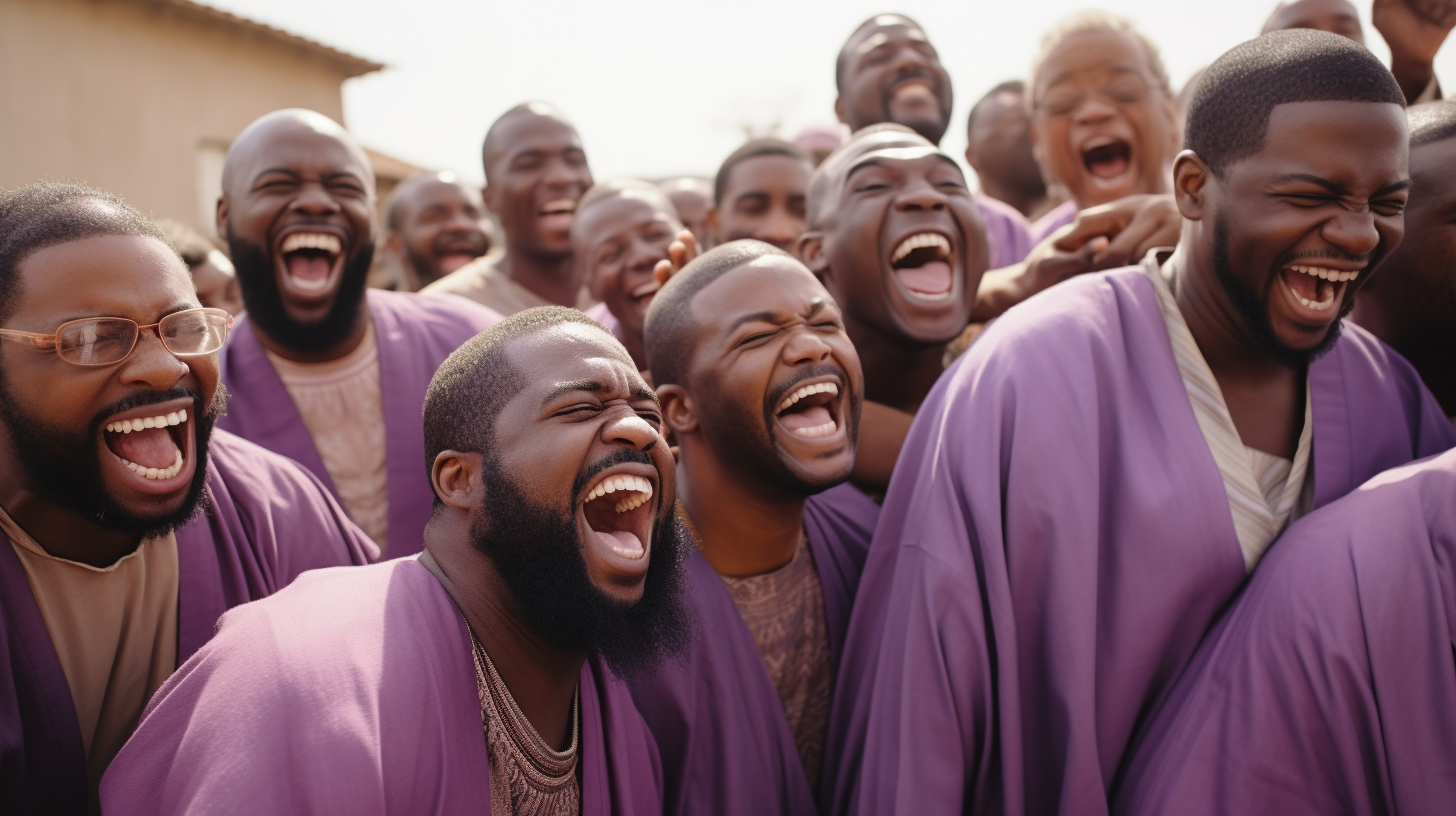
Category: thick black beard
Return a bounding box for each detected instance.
[228,234,373,354]
[0,380,225,539]
[472,448,692,679]
[1212,214,1343,369]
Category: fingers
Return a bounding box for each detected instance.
[653,259,674,287]
[1050,200,1138,251]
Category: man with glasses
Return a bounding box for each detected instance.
[0,181,376,814]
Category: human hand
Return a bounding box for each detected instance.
[651,230,700,287]
[1375,0,1456,100]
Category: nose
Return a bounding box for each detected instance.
[782,326,833,366]
[1321,205,1382,258]
[1072,93,1117,125]
[890,44,929,76]
[894,176,947,213]
[543,156,583,192]
[757,209,802,249]
[625,237,662,274]
[601,405,660,451]
[119,329,189,391]
[291,181,341,216]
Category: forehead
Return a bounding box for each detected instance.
[16,233,195,321]
[725,154,812,194]
[1242,100,1407,171]
[233,122,370,183]
[1267,0,1361,29]
[404,180,479,210]
[691,256,832,330]
[844,145,961,180]
[1038,30,1154,91]
[491,115,582,163]
[848,18,931,59]
[504,323,639,393]
[1411,135,1456,188]
[576,192,676,240]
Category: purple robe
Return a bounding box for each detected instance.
[1114,448,1456,816]
[218,289,500,558]
[0,430,376,816]
[975,194,1034,269]
[100,556,664,815]
[825,265,1456,816]
[626,483,880,815]
[1029,199,1077,245]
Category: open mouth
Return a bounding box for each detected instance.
[1081,137,1133,189]
[630,278,661,309]
[889,232,954,300]
[889,78,937,107]
[579,468,656,565]
[773,378,844,440]
[277,231,344,300]
[100,400,196,494]
[538,198,578,234]
[1278,263,1362,317]
[434,236,485,273]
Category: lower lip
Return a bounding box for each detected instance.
[100,418,196,497]
[275,253,342,303]
[539,213,574,234]
[1277,268,1349,325]
[578,507,654,576]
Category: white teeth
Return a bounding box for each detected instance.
[281,233,342,255]
[792,421,840,439]
[1288,264,1360,283]
[776,381,840,414]
[106,410,187,434]
[118,449,185,481]
[890,233,951,264]
[584,474,654,511]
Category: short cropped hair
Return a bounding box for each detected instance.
[481,102,572,186]
[574,178,677,224]
[1030,11,1172,102]
[966,80,1026,139]
[0,181,169,325]
[806,123,928,230]
[155,218,216,268]
[713,139,811,206]
[423,306,615,483]
[643,240,792,389]
[1185,29,1406,176]
[1408,99,1456,148]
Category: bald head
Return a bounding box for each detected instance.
[807,123,931,229]
[479,102,592,258]
[1263,0,1365,44]
[835,14,953,144]
[222,109,372,197]
[481,102,580,186]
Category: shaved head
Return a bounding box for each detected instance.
[222,109,372,197]
[807,123,928,230]
[1262,0,1365,44]
[481,102,577,185]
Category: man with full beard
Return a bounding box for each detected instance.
[828,31,1456,816]
[0,182,376,815]
[381,171,494,292]
[102,307,690,814]
[215,109,500,558]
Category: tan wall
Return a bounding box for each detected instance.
[0,0,353,236]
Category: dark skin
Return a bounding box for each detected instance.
[1351,133,1456,417]
[659,257,863,577]
[709,154,813,251]
[661,179,714,250]
[965,90,1058,220]
[0,234,218,567]
[1168,100,1409,456]
[835,16,954,144]
[386,175,491,291]
[484,109,595,307]
[425,324,671,750]
[574,191,683,369]
[217,111,375,363]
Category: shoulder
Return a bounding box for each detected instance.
[368,288,502,334]
[419,256,494,297]
[204,428,329,502]
[1327,319,1425,387]
[973,193,1031,228]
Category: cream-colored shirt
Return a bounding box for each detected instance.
[1145,255,1313,570]
[266,322,390,552]
[0,505,178,814]
[421,253,596,316]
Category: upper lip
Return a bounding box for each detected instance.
[578,461,660,509]
[1284,259,1367,274]
[888,75,937,98]
[273,223,348,255]
[539,198,578,216]
[773,373,845,416]
[101,396,195,428]
[885,227,957,267]
[630,279,661,300]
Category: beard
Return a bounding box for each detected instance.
[228,234,373,354]
[1212,214,1343,369]
[472,449,692,679]
[0,380,225,539]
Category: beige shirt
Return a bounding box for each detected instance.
[266,322,390,552]
[0,505,178,814]
[421,253,596,316]
[720,537,834,788]
[1145,255,1313,570]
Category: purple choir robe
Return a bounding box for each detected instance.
[0,430,377,816]
[975,194,1035,269]
[627,483,880,815]
[825,265,1456,816]
[100,556,664,815]
[1030,199,1077,245]
[218,289,500,558]
[1114,448,1456,816]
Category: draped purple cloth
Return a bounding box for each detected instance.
[0,430,376,816]
[217,289,500,558]
[1114,448,1456,816]
[825,265,1456,816]
[100,556,664,815]
[975,194,1035,269]
[626,483,880,816]
[1029,200,1077,245]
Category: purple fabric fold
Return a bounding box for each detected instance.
[0,430,375,815]
[100,556,664,815]
[627,483,879,816]
[975,194,1035,269]
[1115,448,1456,816]
[825,265,1456,816]
[217,289,500,558]
[1029,200,1077,245]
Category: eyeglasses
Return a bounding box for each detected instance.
[0,308,233,366]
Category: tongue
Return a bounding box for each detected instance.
[107,427,179,469]
[1088,153,1130,179]
[285,253,332,283]
[780,404,833,432]
[896,261,953,295]
[593,529,645,560]
[438,253,475,273]
[1282,268,1321,301]
[539,213,574,234]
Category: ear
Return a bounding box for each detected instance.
[706,206,721,234]
[797,230,829,279]
[482,184,498,213]
[1172,149,1211,221]
[215,196,229,244]
[963,144,978,170]
[431,450,485,510]
[834,97,847,125]
[656,384,698,436]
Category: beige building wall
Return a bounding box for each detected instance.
[0,0,378,235]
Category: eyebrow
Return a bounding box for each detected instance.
[846,153,961,180]
[1271,173,1414,196]
[1043,64,1140,90]
[726,299,829,334]
[251,167,364,184]
[540,378,660,407]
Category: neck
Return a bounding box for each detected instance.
[498,246,582,307]
[1166,244,1293,383]
[0,443,141,567]
[620,327,647,372]
[847,319,945,414]
[676,441,806,578]
[251,305,371,364]
[423,517,583,751]
[981,179,1051,221]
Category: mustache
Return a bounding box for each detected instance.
[570,448,658,506]
[90,387,221,436]
[1284,249,1371,265]
[762,363,847,417]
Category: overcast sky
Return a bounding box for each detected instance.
[208,0,1452,189]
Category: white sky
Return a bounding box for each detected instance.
[208,0,1455,189]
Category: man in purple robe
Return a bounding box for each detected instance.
[826,30,1456,816]
[630,241,879,814]
[0,182,376,815]
[381,171,494,292]
[214,109,500,558]
[102,307,692,815]
[708,139,815,253]
[1114,446,1456,816]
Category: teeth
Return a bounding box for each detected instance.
[776,381,840,414]
[890,232,951,264]
[105,408,187,434]
[281,233,342,255]
[1288,264,1359,283]
[584,474,654,511]
[792,421,839,439]
[117,449,185,481]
